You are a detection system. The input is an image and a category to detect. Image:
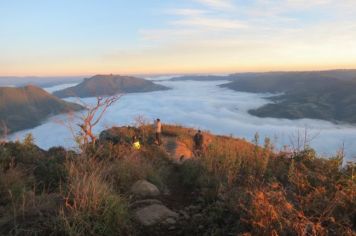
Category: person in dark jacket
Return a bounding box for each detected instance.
[193,130,204,152]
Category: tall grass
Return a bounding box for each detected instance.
[59,157,132,236]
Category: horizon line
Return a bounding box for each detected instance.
[1,68,356,78]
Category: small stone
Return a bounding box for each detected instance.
[179,210,190,220]
[168,226,176,231]
[193,213,203,221]
[165,218,176,225]
[196,197,205,203]
[163,188,171,196]
[187,205,201,212]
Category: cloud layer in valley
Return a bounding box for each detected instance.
[10,79,356,162]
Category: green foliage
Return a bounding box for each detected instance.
[179,160,206,189]
[34,156,67,192]
[60,194,131,236]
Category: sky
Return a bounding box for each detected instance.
[1,0,356,76]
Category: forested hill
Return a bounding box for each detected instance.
[53,75,170,98]
[0,85,83,134]
[220,70,356,123]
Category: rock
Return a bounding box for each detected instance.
[196,196,205,203]
[135,204,179,226]
[193,213,203,221]
[163,188,171,196]
[186,205,201,213]
[179,210,190,220]
[130,199,163,209]
[168,226,176,231]
[131,180,160,197]
[99,129,121,144]
[164,218,177,225]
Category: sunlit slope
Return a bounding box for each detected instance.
[0,85,83,133]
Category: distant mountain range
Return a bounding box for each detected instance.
[170,75,228,81]
[219,70,356,124]
[170,69,356,82]
[0,85,83,134]
[53,75,170,98]
[0,76,83,87]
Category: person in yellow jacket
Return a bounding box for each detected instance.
[132,135,141,150]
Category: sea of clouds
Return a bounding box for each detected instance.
[10,78,356,162]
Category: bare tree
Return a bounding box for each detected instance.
[289,127,320,153]
[77,95,121,146]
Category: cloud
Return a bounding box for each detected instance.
[139,28,202,41]
[285,0,332,8]
[166,8,207,16]
[172,17,247,30]
[194,0,234,10]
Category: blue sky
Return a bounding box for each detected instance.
[1,0,356,76]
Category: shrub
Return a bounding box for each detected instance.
[179,159,205,189]
[34,156,67,193]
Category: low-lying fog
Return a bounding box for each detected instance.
[10,79,356,162]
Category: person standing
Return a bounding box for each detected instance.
[132,134,141,150]
[193,130,204,155]
[154,118,162,145]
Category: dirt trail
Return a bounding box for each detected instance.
[137,136,199,235]
[161,136,193,163]
[163,136,178,157]
[159,135,197,208]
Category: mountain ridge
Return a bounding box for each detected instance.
[220,73,356,123]
[53,74,170,98]
[0,85,83,134]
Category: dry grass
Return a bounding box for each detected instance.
[0,125,355,235]
[60,157,132,236]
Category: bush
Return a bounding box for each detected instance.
[34,157,67,192]
[180,160,203,190]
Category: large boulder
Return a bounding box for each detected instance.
[134,204,178,226]
[130,180,160,197]
[99,126,138,144]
